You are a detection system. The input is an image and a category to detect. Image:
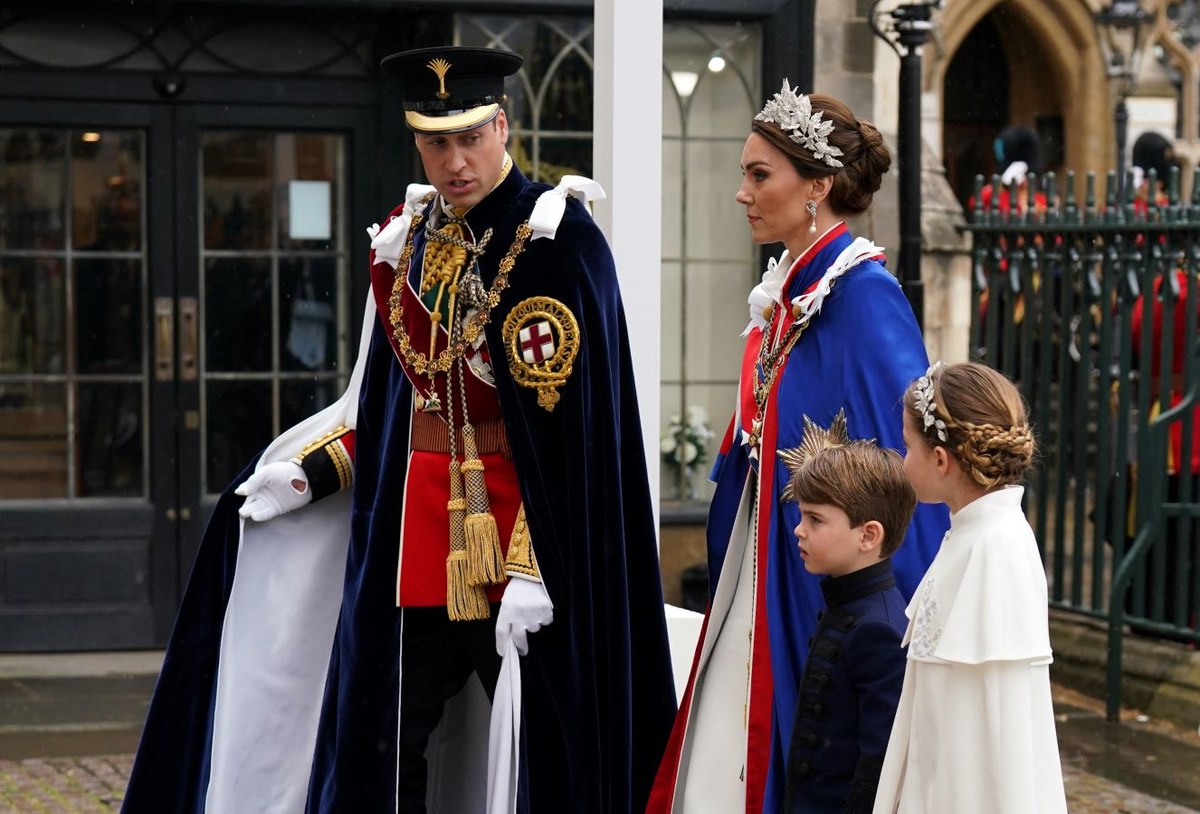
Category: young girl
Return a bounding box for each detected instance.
[873,361,1068,814]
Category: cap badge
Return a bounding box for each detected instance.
[426,57,452,100]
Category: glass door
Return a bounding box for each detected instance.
[0,105,173,650]
[197,130,350,496]
[173,102,371,581]
[0,127,147,500]
[0,101,368,650]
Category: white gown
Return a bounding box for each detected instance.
[873,486,1068,814]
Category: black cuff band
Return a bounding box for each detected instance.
[293,429,353,502]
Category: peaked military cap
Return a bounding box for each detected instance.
[381,46,523,134]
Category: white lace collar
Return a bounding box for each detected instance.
[742,226,883,336]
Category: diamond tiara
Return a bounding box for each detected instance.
[913,361,947,443]
[755,80,844,168]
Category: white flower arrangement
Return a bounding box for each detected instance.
[660,406,716,475]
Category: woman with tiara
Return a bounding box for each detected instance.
[648,84,949,813]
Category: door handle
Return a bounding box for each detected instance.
[180,297,198,381]
[154,297,174,381]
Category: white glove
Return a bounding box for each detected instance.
[235,461,312,522]
[494,578,554,656]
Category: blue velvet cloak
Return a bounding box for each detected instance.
[122,166,676,813]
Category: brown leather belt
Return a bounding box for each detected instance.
[410,410,512,459]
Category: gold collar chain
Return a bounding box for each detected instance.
[753,312,804,406]
[387,194,535,377]
[426,218,493,255]
[745,276,841,449]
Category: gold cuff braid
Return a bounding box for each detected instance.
[291,426,353,499]
[504,503,541,580]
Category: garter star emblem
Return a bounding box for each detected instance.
[502,297,580,412]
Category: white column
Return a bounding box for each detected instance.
[593,0,664,526]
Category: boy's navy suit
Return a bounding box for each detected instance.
[785,558,907,814]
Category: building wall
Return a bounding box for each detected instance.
[814,0,901,261]
[816,0,1200,363]
[814,1,964,360]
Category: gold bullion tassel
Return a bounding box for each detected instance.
[460,423,505,587]
[447,458,489,621]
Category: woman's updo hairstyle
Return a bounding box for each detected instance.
[750,91,891,216]
[903,361,1036,489]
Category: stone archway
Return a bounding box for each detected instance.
[934,0,1114,196]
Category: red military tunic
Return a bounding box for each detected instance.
[368,201,522,606]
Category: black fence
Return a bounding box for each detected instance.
[964,168,1200,720]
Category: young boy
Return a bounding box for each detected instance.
[781,413,916,814]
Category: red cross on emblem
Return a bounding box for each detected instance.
[519,320,556,364]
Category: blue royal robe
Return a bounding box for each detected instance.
[650,224,949,813]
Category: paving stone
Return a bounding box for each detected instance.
[0,681,1196,812]
[0,755,131,813]
[0,749,1197,812]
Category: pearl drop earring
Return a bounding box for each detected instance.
[806,200,818,234]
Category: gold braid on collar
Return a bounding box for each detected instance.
[387,194,534,376]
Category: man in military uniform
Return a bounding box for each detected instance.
[123,46,676,814]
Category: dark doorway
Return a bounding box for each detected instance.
[943,14,1010,208]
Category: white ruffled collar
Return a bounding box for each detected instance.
[742,225,884,337]
[742,252,790,337]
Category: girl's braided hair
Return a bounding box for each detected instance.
[904,362,1035,488]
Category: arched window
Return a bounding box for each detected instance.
[458,14,762,503]
[661,24,760,502]
[457,16,595,184]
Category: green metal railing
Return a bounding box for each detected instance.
[963,169,1200,721]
